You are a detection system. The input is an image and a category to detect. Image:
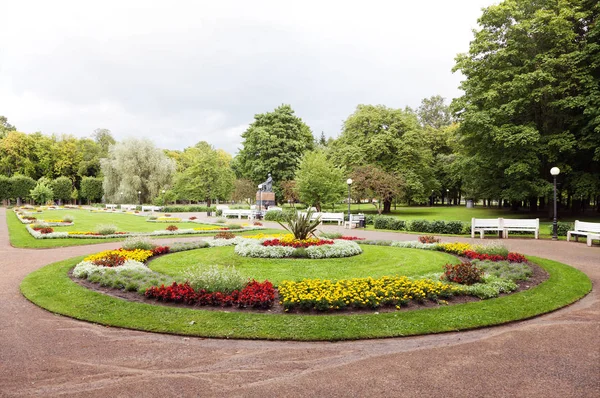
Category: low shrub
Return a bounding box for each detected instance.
[62,215,74,223]
[184,265,247,294]
[253,221,263,226]
[121,236,155,251]
[148,215,157,220]
[152,246,170,256]
[441,262,484,285]
[319,231,342,239]
[169,240,210,252]
[92,252,127,267]
[409,219,432,233]
[96,224,118,235]
[189,216,197,220]
[215,218,227,224]
[166,225,178,231]
[227,224,242,230]
[389,219,407,230]
[214,231,235,239]
[473,259,532,281]
[445,221,464,234]
[556,222,573,236]
[373,216,393,230]
[419,235,440,244]
[162,205,216,213]
[473,243,509,257]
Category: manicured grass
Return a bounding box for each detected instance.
[20,250,592,340]
[149,245,460,285]
[299,203,600,223]
[7,211,281,248]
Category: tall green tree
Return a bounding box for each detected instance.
[0,175,11,204]
[350,165,404,214]
[0,131,35,177]
[80,177,104,204]
[173,142,235,206]
[233,104,314,200]
[0,116,16,139]
[417,95,453,129]
[51,176,73,204]
[10,175,36,205]
[453,0,599,211]
[100,138,175,204]
[295,151,346,212]
[330,105,436,210]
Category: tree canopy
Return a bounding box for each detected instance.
[101,138,176,204]
[453,0,599,207]
[295,151,346,212]
[233,104,314,201]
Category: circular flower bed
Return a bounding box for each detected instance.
[234,238,362,259]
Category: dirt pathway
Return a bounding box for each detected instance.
[0,208,598,397]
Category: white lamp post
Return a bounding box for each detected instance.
[346,178,353,221]
[138,191,141,205]
[446,188,450,206]
[258,184,263,217]
[550,167,560,240]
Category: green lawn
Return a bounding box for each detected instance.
[293,203,600,223]
[7,210,281,248]
[20,251,592,340]
[149,245,460,285]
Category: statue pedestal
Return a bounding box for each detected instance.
[256,191,276,209]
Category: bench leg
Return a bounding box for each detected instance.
[587,236,592,247]
[480,231,484,239]
[567,232,570,242]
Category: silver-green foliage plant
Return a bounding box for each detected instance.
[62,215,74,223]
[96,224,118,235]
[278,209,321,240]
[473,243,509,257]
[184,265,248,294]
[121,236,155,251]
[100,138,176,204]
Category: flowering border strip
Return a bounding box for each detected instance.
[25,224,264,240]
[234,238,362,259]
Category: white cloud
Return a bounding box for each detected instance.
[0,0,497,153]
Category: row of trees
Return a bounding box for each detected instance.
[0,174,103,205]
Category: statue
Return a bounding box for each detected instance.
[263,173,273,192]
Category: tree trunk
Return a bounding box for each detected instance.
[529,196,538,213]
[539,196,546,211]
[383,198,392,213]
[510,200,519,211]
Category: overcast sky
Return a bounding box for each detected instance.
[1,0,497,155]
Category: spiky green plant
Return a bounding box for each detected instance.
[278,209,321,240]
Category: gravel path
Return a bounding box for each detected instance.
[0,208,598,397]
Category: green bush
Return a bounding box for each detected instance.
[162,205,216,213]
[264,209,296,222]
[442,261,484,285]
[556,222,573,237]
[409,219,432,233]
[473,259,533,281]
[473,243,509,257]
[373,216,393,229]
[445,221,464,234]
[388,219,406,230]
[121,236,155,251]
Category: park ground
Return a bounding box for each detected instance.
[0,207,598,397]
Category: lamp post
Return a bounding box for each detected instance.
[431,190,434,206]
[162,189,166,206]
[446,189,450,206]
[258,184,263,218]
[138,191,141,205]
[120,192,123,204]
[347,178,353,221]
[551,167,560,240]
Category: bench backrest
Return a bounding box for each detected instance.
[350,213,365,222]
[574,220,600,233]
[503,218,539,228]
[472,218,502,228]
[216,205,230,210]
[321,212,344,219]
[268,206,282,211]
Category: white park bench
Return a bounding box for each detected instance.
[502,218,539,239]
[471,218,503,239]
[216,204,230,210]
[300,211,344,225]
[142,205,162,212]
[121,204,137,211]
[567,221,600,247]
[344,213,365,229]
[222,209,254,219]
[105,204,117,210]
[267,206,282,211]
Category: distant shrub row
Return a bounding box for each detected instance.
[162,205,216,213]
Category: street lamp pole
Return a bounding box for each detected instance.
[446,189,450,206]
[258,184,263,218]
[551,167,560,240]
[138,191,141,205]
[346,178,353,221]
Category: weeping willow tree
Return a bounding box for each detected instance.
[100,138,175,204]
